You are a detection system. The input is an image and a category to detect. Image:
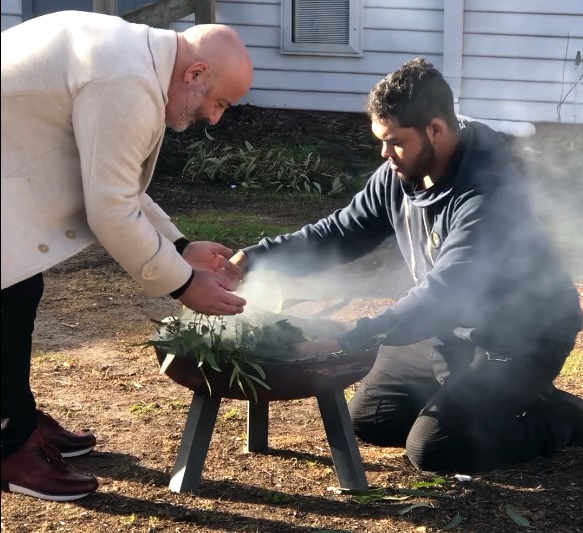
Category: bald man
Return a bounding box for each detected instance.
[1,11,253,501]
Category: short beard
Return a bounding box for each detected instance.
[399,132,436,188]
[169,83,211,133]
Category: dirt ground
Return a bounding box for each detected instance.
[1,108,582,533]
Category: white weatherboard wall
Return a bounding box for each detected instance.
[7,0,582,123]
[1,0,22,32]
[172,0,446,113]
[172,0,583,124]
[461,0,583,124]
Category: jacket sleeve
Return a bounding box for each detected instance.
[242,165,394,276]
[339,184,521,350]
[139,193,184,244]
[72,73,192,297]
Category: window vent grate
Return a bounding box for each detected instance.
[293,0,350,45]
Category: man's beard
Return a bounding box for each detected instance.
[170,84,211,133]
[397,133,436,188]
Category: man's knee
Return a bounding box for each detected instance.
[405,412,483,472]
[349,387,412,447]
[406,411,477,472]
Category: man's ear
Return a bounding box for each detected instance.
[184,61,209,84]
[426,118,448,144]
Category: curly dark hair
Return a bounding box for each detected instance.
[367,57,458,131]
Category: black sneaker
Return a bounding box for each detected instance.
[548,387,583,447]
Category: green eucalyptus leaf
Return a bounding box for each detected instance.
[159,353,175,375]
[242,373,271,390]
[505,504,534,528]
[241,374,259,403]
[199,366,212,396]
[401,489,452,499]
[398,503,432,515]
[204,348,221,372]
[440,513,463,531]
[247,361,267,380]
[351,493,387,504]
[228,366,238,388]
[411,477,448,489]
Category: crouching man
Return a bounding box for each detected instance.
[231,58,583,473]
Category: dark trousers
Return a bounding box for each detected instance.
[348,338,571,472]
[1,274,44,458]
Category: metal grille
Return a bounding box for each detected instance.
[293,0,350,45]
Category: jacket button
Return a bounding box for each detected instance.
[38,244,49,253]
[65,230,76,239]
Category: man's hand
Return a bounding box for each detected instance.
[182,241,242,281]
[292,338,342,359]
[178,270,246,315]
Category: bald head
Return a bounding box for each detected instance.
[166,24,253,131]
[181,24,251,72]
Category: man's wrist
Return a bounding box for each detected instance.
[170,269,195,299]
[174,238,190,256]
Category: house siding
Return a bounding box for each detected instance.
[1,0,22,32]
[460,0,583,123]
[1,0,151,30]
[4,0,582,123]
[171,0,445,113]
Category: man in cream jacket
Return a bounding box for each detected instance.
[1,11,253,501]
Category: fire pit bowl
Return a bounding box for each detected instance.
[152,313,379,401]
[151,312,377,493]
[154,345,378,401]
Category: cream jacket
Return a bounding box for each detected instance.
[1,11,192,296]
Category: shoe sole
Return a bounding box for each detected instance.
[3,482,95,501]
[60,445,95,458]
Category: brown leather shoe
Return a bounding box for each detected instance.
[38,410,96,457]
[1,429,98,501]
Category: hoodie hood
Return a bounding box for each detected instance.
[404,120,513,208]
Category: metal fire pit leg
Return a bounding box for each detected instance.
[168,394,221,493]
[317,392,368,491]
[246,400,269,452]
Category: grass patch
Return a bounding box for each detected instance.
[561,348,582,377]
[174,211,299,248]
[129,402,161,415]
[32,349,63,360]
[223,407,243,420]
[32,350,76,366]
[129,400,191,415]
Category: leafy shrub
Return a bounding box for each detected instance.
[182,130,349,197]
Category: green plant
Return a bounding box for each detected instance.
[129,402,160,414]
[223,407,242,420]
[147,310,313,403]
[119,513,137,526]
[182,131,349,197]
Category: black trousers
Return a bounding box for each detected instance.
[348,338,571,472]
[1,274,44,458]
